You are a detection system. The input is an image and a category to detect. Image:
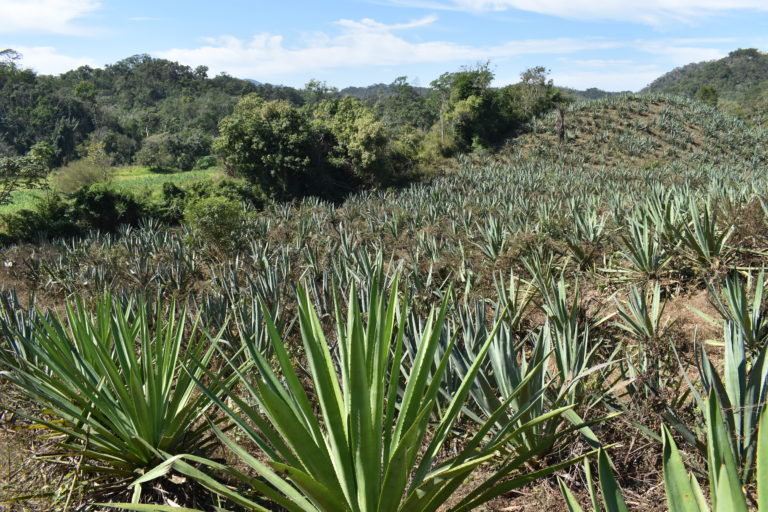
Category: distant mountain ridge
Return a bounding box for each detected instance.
[643,48,768,98]
[642,48,768,123]
[558,87,628,101]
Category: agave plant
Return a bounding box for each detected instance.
[0,295,227,498]
[565,204,606,269]
[606,344,699,452]
[694,321,768,486]
[681,199,734,270]
[534,275,613,402]
[560,395,768,511]
[618,216,673,279]
[456,322,613,456]
[706,269,767,353]
[662,393,767,511]
[642,186,685,243]
[558,449,630,512]
[119,273,592,511]
[614,282,668,343]
[473,216,507,261]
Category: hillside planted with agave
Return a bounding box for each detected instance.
[0,93,767,511]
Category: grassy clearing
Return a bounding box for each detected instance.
[0,166,223,216]
[110,166,222,192]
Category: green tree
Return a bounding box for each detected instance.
[184,195,246,248]
[0,141,53,205]
[51,140,113,194]
[303,79,339,105]
[380,76,433,131]
[517,66,560,118]
[429,62,494,146]
[312,96,394,183]
[696,85,719,107]
[0,48,21,71]
[214,94,319,199]
[73,80,97,102]
[135,133,175,170]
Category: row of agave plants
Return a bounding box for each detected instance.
[1,257,766,510]
[14,157,768,308]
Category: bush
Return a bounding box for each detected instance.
[184,195,246,248]
[72,184,147,232]
[135,133,175,171]
[2,193,79,242]
[187,178,265,206]
[312,96,396,185]
[169,130,212,171]
[51,140,114,195]
[51,159,108,195]
[194,154,217,170]
[151,181,188,223]
[0,142,53,206]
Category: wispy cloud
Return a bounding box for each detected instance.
[551,68,661,91]
[0,0,101,35]
[547,37,732,90]
[389,0,768,25]
[9,45,96,74]
[157,16,617,81]
[635,39,729,65]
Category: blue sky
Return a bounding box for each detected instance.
[2,0,768,91]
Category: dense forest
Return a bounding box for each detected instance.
[0,51,298,168]
[0,52,562,169]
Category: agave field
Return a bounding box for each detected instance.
[1,94,767,511]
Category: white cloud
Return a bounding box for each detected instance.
[156,16,617,81]
[394,0,768,25]
[551,68,662,91]
[635,40,727,65]
[9,45,96,74]
[335,15,439,31]
[562,59,635,68]
[0,0,100,34]
[548,38,733,91]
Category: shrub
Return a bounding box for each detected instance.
[152,181,188,223]
[2,192,79,242]
[72,184,147,232]
[135,133,175,171]
[312,96,396,184]
[167,130,213,171]
[51,160,108,195]
[186,178,265,206]
[184,195,246,248]
[51,140,114,195]
[0,141,53,206]
[194,154,217,170]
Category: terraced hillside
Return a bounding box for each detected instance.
[516,94,768,169]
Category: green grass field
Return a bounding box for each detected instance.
[0,166,223,216]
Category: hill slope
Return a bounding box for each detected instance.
[642,48,768,123]
[509,93,768,170]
